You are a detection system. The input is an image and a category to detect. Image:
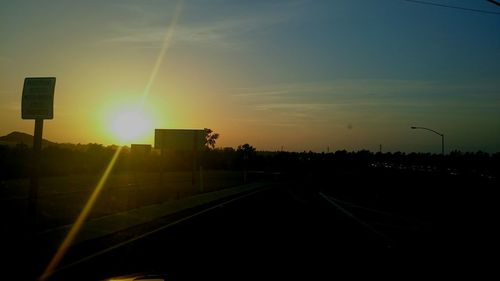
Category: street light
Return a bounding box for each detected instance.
[411,126,445,155]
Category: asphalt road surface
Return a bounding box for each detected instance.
[33,182,440,281]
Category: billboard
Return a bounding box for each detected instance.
[22,77,56,119]
[131,144,152,155]
[154,129,206,151]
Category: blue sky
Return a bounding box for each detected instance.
[1,0,499,152]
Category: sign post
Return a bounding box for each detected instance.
[22,77,56,233]
[29,119,43,227]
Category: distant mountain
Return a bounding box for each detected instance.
[0,131,56,147]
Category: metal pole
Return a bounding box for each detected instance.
[29,118,43,232]
[442,134,445,155]
[199,165,204,192]
[192,132,197,187]
[411,126,444,155]
[28,119,43,280]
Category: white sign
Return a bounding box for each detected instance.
[22,77,56,119]
[155,129,206,151]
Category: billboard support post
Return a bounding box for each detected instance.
[199,166,204,193]
[192,133,197,188]
[159,148,165,188]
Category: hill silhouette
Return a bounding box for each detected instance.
[0,131,56,147]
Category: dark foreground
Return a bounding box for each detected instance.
[5,167,498,280]
[46,184,433,280]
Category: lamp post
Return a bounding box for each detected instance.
[411,126,444,155]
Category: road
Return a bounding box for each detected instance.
[39,183,435,281]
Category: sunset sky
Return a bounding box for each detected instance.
[1,0,499,153]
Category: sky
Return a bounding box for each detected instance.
[1,0,499,153]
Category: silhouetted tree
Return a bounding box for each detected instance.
[237,143,256,155]
[204,128,219,149]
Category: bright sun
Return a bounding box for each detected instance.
[111,109,153,143]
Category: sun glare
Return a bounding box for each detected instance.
[111,109,153,143]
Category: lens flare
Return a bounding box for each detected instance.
[40,147,122,281]
[40,1,185,279]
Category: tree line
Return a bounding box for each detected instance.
[0,142,498,180]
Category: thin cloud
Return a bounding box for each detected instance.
[231,79,500,128]
[234,79,499,102]
[100,2,296,49]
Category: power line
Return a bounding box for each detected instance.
[487,0,500,8]
[403,0,500,15]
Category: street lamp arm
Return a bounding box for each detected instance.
[411,126,443,137]
[411,125,445,155]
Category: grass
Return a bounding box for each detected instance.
[0,170,245,231]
